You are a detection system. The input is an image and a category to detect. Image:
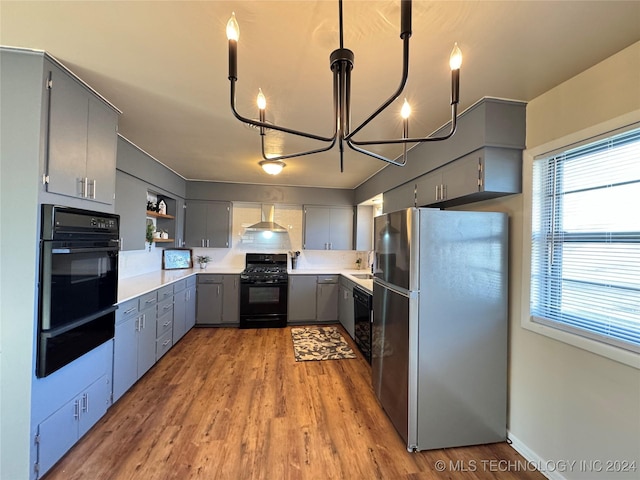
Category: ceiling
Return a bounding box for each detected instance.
[2,1,639,190]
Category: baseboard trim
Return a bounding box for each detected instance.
[507,431,567,480]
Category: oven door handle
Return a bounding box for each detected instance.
[51,246,119,254]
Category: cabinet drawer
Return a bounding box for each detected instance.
[157,297,174,316]
[157,284,174,301]
[173,279,187,292]
[117,298,138,324]
[156,330,173,361]
[198,274,223,284]
[317,275,339,284]
[139,291,157,310]
[156,310,173,338]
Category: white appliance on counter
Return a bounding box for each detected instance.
[373,208,508,451]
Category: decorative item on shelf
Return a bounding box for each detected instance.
[157,198,167,215]
[146,200,154,211]
[146,223,155,251]
[161,230,169,239]
[196,255,212,269]
[226,0,462,172]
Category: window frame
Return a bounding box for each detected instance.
[521,113,640,369]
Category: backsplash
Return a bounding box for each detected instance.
[119,203,369,279]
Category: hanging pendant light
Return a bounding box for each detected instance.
[226,0,462,172]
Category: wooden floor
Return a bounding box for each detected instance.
[43,326,544,480]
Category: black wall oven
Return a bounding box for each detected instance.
[37,205,119,377]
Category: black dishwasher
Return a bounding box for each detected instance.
[353,286,372,364]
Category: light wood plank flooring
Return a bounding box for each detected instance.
[43,326,544,480]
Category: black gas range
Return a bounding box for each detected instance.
[239,253,288,328]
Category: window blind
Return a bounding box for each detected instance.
[531,127,640,352]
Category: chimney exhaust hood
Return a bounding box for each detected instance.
[245,204,287,233]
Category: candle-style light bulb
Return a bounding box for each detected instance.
[449,42,462,70]
[257,88,267,110]
[226,12,239,41]
[400,98,411,119]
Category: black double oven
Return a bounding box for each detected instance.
[37,205,119,377]
[239,253,288,328]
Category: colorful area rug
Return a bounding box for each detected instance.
[291,326,357,362]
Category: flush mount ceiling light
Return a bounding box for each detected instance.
[226,0,462,172]
[259,159,286,175]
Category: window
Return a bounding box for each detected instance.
[530,127,640,353]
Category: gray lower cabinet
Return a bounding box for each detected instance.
[186,276,197,330]
[184,200,231,248]
[303,205,354,250]
[222,275,240,324]
[45,58,118,205]
[37,375,110,477]
[115,170,147,251]
[338,278,356,339]
[173,279,188,342]
[156,296,174,361]
[288,275,318,323]
[112,291,157,403]
[195,274,239,325]
[316,275,339,322]
[196,275,223,324]
[31,341,112,479]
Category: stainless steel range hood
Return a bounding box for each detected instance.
[245,204,287,233]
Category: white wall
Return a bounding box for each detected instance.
[460,42,640,480]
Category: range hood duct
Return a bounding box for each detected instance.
[245,204,287,233]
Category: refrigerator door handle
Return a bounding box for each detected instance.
[373,278,416,298]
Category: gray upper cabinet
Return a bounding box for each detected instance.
[185,200,231,248]
[415,147,522,208]
[355,205,373,251]
[115,170,146,251]
[45,60,118,205]
[382,182,415,214]
[303,205,354,250]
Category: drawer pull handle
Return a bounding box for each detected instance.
[124,307,136,314]
[162,340,171,347]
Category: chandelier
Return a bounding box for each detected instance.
[226,0,462,172]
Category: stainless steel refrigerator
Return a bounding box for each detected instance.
[373,208,508,451]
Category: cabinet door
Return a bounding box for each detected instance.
[317,283,339,321]
[328,207,354,250]
[338,284,355,338]
[86,96,118,204]
[186,284,197,331]
[174,197,186,247]
[115,170,147,251]
[113,314,138,402]
[383,182,415,213]
[355,205,373,252]
[440,155,480,201]
[303,206,331,249]
[77,375,110,438]
[137,309,157,378]
[184,201,209,247]
[206,202,231,248]
[173,289,187,342]
[37,398,79,476]
[415,172,442,207]
[288,276,317,322]
[222,275,239,324]
[46,65,89,199]
[196,282,223,325]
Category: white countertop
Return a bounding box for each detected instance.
[118,267,372,304]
